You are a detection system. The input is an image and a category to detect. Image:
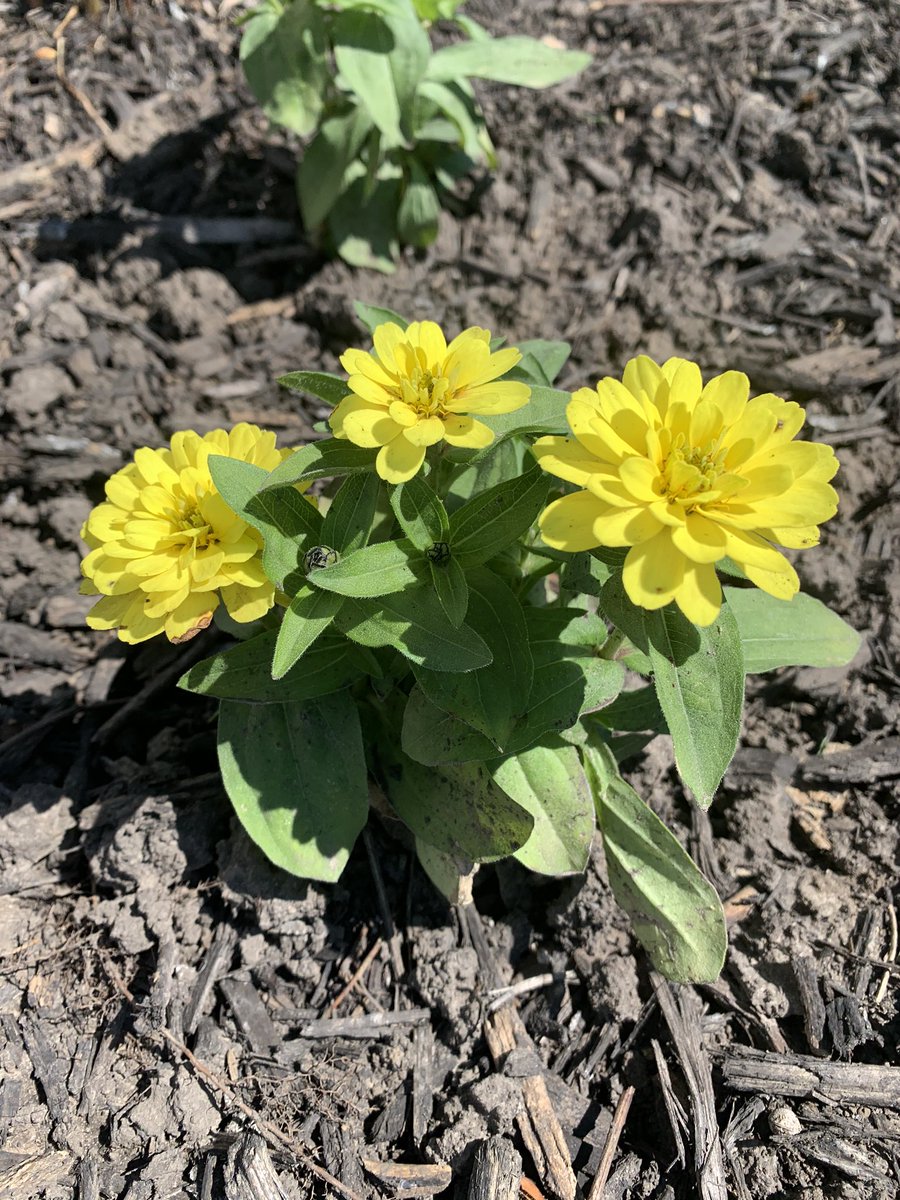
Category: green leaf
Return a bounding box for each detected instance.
[273,585,343,680]
[383,8,431,120]
[593,685,665,733]
[724,587,862,673]
[559,551,614,597]
[402,685,496,764]
[415,79,486,163]
[310,539,423,599]
[277,371,350,406]
[322,472,380,554]
[426,35,591,88]
[263,440,376,491]
[415,838,476,906]
[218,693,369,882]
[354,300,409,332]
[586,745,727,983]
[391,477,449,551]
[337,589,491,671]
[329,162,402,273]
[645,604,744,809]
[431,557,468,627]
[446,438,525,508]
[240,0,328,136]
[477,384,569,452]
[381,751,533,863]
[494,744,594,876]
[510,340,571,386]
[449,465,548,568]
[209,456,322,588]
[397,159,441,247]
[414,568,532,749]
[333,10,403,146]
[180,628,364,702]
[296,106,374,230]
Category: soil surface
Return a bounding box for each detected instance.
[1,2,899,1198]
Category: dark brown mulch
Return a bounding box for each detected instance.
[1,2,899,1198]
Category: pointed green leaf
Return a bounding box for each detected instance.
[586,744,727,983]
[449,465,548,568]
[240,0,328,136]
[277,371,350,406]
[296,106,374,229]
[329,163,402,273]
[354,300,409,333]
[509,339,571,386]
[645,604,744,809]
[425,35,591,88]
[218,693,368,882]
[391,477,449,550]
[431,557,468,626]
[333,10,403,146]
[494,744,594,876]
[263,440,376,489]
[476,384,568,452]
[415,838,476,906]
[322,472,381,554]
[724,587,861,673]
[179,628,364,702]
[397,160,441,247]
[594,685,666,733]
[310,539,423,598]
[273,585,343,679]
[337,589,491,671]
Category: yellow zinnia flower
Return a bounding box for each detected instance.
[80,424,294,644]
[534,357,839,627]
[330,321,531,484]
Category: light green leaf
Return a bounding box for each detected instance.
[415,79,487,162]
[431,557,468,627]
[263,439,376,489]
[449,465,548,567]
[383,8,431,118]
[391,476,449,550]
[321,472,381,554]
[240,0,328,136]
[333,10,403,146]
[495,744,594,876]
[594,684,665,733]
[277,371,350,406]
[329,163,402,272]
[296,106,374,230]
[180,628,363,702]
[337,589,491,671]
[414,568,532,749]
[724,587,862,673]
[645,604,744,809]
[586,744,727,983]
[310,539,423,598]
[381,751,533,863]
[218,693,369,882]
[425,35,591,88]
[354,300,409,332]
[415,838,476,906]
[273,585,343,680]
[476,384,569,455]
[509,339,571,386]
[397,159,441,247]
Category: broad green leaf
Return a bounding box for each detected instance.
[329,162,402,273]
[494,744,594,876]
[337,589,491,671]
[414,568,532,749]
[415,838,476,906]
[354,300,409,332]
[296,106,374,230]
[263,440,376,489]
[724,587,862,673]
[449,465,548,567]
[240,0,328,136]
[446,438,525,508]
[209,456,321,588]
[431,557,468,626]
[415,79,486,162]
[476,384,569,455]
[599,572,651,651]
[333,10,403,146]
[397,159,441,247]
[510,339,571,386]
[425,35,591,88]
[322,472,380,554]
[273,585,343,680]
[594,685,665,733]
[402,684,496,764]
[391,476,449,550]
[586,744,727,983]
[383,8,431,119]
[310,539,423,599]
[276,371,350,406]
[218,693,368,882]
[645,604,744,809]
[559,551,615,598]
[180,628,363,702]
[381,750,533,863]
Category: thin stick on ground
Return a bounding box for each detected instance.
[586,1086,636,1200]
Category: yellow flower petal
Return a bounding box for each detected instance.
[164,591,219,641]
[373,322,407,373]
[407,320,448,366]
[671,513,728,564]
[622,356,665,404]
[348,373,394,407]
[447,380,530,414]
[539,491,610,552]
[442,416,494,449]
[674,562,722,626]
[623,530,686,610]
[403,416,446,447]
[531,437,601,486]
[220,580,276,623]
[389,401,418,428]
[341,408,404,449]
[376,437,427,484]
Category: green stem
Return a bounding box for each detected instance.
[599,627,628,660]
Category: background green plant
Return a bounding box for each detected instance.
[238,0,591,270]
[179,305,862,984]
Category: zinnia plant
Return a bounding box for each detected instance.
[79,303,861,984]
